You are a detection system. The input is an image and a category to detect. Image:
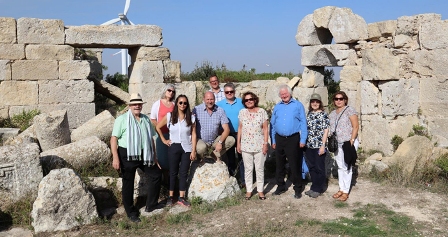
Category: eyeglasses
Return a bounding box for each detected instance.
[167,89,175,93]
[178,101,188,105]
[224,90,234,94]
[209,80,218,83]
[334,97,344,101]
[244,98,255,102]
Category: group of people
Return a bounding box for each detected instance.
[110,75,359,223]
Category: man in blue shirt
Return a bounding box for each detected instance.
[270,84,308,199]
[217,83,245,185]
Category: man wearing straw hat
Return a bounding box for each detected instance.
[110,93,162,223]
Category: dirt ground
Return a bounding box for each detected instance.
[33,176,448,237]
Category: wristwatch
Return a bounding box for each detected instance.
[350,139,355,142]
[218,140,223,144]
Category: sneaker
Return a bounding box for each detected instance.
[166,196,175,207]
[129,215,141,223]
[293,191,302,199]
[309,191,322,198]
[177,197,191,207]
[304,190,312,196]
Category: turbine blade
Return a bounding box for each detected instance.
[124,0,131,15]
[112,51,122,56]
[129,19,135,25]
[101,18,121,25]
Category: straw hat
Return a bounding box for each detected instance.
[127,93,146,105]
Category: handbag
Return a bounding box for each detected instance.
[327,106,348,152]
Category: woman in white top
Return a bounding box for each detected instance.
[155,95,196,207]
[150,84,176,171]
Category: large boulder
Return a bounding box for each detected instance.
[33,110,71,151]
[295,14,332,46]
[188,162,240,202]
[70,110,115,143]
[40,136,111,172]
[0,143,42,205]
[31,168,97,233]
[3,124,38,146]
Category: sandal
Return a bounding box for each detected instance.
[258,193,266,200]
[338,193,349,202]
[245,192,252,200]
[332,191,343,199]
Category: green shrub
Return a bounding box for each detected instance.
[435,153,448,178]
[408,124,429,138]
[0,110,40,132]
[391,135,404,151]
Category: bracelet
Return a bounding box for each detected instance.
[263,141,268,144]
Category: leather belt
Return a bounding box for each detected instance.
[276,132,299,139]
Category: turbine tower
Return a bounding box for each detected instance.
[101,0,134,75]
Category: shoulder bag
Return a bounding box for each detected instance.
[327,106,348,152]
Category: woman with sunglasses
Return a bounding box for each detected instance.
[150,84,176,184]
[329,91,359,202]
[155,95,196,207]
[304,93,330,198]
[236,91,269,200]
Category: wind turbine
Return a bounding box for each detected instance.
[101,0,135,76]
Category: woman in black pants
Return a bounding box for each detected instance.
[156,95,196,207]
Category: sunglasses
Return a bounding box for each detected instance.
[224,90,234,94]
[310,99,320,103]
[244,98,255,102]
[178,101,188,105]
[334,97,344,101]
[167,89,175,93]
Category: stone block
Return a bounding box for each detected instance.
[328,7,368,43]
[394,34,412,48]
[12,60,58,80]
[129,47,170,61]
[0,81,38,106]
[175,81,197,109]
[128,61,164,84]
[38,79,94,104]
[295,14,332,46]
[397,14,441,36]
[38,103,95,129]
[0,18,16,43]
[411,49,448,78]
[33,110,71,151]
[292,87,328,107]
[300,66,324,88]
[163,60,181,82]
[428,118,448,144]
[8,105,38,118]
[59,60,90,80]
[420,77,448,117]
[17,18,64,44]
[0,60,11,81]
[26,45,74,60]
[313,6,336,28]
[360,80,379,115]
[361,48,400,80]
[379,79,419,116]
[65,25,162,47]
[0,105,8,118]
[129,82,171,114]
[0,128,20,140]
[421,20,448,50]
[367,20,397,41]
[339,66,362,91]
[301,44,355,66]
[71,110,115,143]
[0,44,25,60]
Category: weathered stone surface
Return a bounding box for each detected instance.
[328,8,368,43]
[163,60,181,82]
[361,160,389,174]
[38,103,95,129]
[293,87,328,108]
[394,34,413,48]
[3,124,38,146]
[427,118,448,146]
[295,14,332,46]
[89,175,141,201]
[302,44,355,66]
[26,45,74,60]
[419,76,448,117]
[420,20,448,50]
[0,60,11,80]
[0,227,33,237]
[367,20,397,40]
[378,79,419,116]
[411,49,448,78]
[0,105,8,119]
[33,110,71,151]
[188,162,240,202]
[8,105,38,117]
[129,47,170,61]
[383,136,433,177]
[12,60,58,80]
[0,143,42,202]
[0,18,16,43]
[0,128,20,140]
[313,6,336,28]
[361,48,400,80]
[71,110,115,143]
[17,18,64,44]
[0,81,38,106]
[300,67,324,88]
[360,81,379,115]
[0,44,25,60]
[41,136,111,171]
[59,60,102,80]
[38,79,94,104]
[31,168,97,233]
[129,61,164,84]
[129,82,169,114]
[90,77,130,105]
[396,14,441,36]
[288,76,301,89]
[65,25,163,47]
[339,66,362,91]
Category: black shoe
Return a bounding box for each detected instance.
[129,215,141,223]
[304,190,312,196]
[145,203,164,212]
[293,192,302,199]
[272,187,286,196]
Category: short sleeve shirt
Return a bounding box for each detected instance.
[193,103,229,144]
[238,108,268,152]
[329,106,358,143]
[306,111,330,149]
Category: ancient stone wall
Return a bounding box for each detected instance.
[296,6,448,155]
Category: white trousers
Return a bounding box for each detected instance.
[242,151,266,193]
[334,140,359,193]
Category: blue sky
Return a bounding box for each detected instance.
[2,0,448,78]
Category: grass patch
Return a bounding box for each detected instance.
[0,109,40,132]
[166,213,192,225]
[1,192,35,230]
[190,195,242,215]
[334,201,349,208]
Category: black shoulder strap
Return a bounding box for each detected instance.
[335,106,349,129]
